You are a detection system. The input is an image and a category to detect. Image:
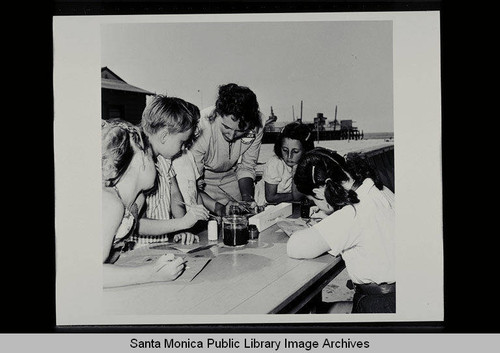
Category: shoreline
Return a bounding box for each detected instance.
[258,138,394,168]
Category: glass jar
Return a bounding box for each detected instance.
[222,215,249,247]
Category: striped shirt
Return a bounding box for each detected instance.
[145,155,175,220]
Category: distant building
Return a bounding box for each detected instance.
[340,119,356,130]
[101,67,154,125]
[313,113,327,131]
[264,106,278,131]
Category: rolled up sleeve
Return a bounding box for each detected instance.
[236,126,263,181]
[190,124,211,177]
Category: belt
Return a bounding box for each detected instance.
[354,282,396,295]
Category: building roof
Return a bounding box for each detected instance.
[101,67,154,95]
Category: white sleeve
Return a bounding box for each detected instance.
[312,206,357,256]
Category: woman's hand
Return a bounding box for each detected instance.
[173,232,200,245]
[196,179,206,191]
[224,200,257,215]
[150,254,186,282]
[182,204,209,227]
[241,201,257,214]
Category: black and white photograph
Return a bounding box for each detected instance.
[54,11,442,326]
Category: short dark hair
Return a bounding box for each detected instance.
[273,122,315,158]
[214,83,262,130]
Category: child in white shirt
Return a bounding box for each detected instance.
[255,122,314,206]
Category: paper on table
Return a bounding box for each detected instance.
[177,257,211,282]
[154,243,217,254]
[276,217,309,236]
[114,252,211,283]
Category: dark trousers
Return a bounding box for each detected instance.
[352,283,396,313]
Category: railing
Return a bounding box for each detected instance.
[348,145,395,192]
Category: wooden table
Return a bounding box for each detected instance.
[103,206,345,315]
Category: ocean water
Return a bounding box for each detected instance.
[257,137,395,173]
[363,131,394,140]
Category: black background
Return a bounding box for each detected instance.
[5,0,494,335]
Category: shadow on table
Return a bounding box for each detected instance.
[195,253,272,283]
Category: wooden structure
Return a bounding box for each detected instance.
[348,145,395,192]
[262,103,364,143]
[101,67,154,125]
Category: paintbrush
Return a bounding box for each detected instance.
[216,186,253,213]
[173,198,219,219]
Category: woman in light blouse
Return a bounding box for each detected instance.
[190,83,263,215]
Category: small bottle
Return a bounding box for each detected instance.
[248,224,259,242]
[208,220,218,241]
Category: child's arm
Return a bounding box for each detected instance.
[170,176,186,219]
[286,226,331,259]
[264,182,294,204]
[291,178,305,201]
[198,190,226,215]
[103,255,185,288]
[265,179,304,204]
[137,205,209,235]
[102,190,125,262]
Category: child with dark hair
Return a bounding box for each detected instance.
[287,147,395,313]
[255,122,314,206]
[190,83,263,215]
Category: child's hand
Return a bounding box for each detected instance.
[150,254,185,282]
[173,232,200,245]
[196,179,206,191]
[310,206,328,219]
[183,204,209,227]
[242,200,257,212]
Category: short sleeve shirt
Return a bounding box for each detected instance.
[172,150,200,206]
[312,178,396,285]
[263,154,295,194]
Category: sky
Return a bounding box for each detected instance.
[101,20,393,133]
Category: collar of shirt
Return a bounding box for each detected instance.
[354,178,375,199]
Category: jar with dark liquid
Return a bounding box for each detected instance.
[222,215,248,247]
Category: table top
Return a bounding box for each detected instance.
[103,207,343,315]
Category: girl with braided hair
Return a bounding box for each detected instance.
[287,147,395,313]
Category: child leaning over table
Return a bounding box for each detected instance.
[254,122,314,206]
[137,95,210,245]
[102,119,185,288]
[286,147,395,313]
